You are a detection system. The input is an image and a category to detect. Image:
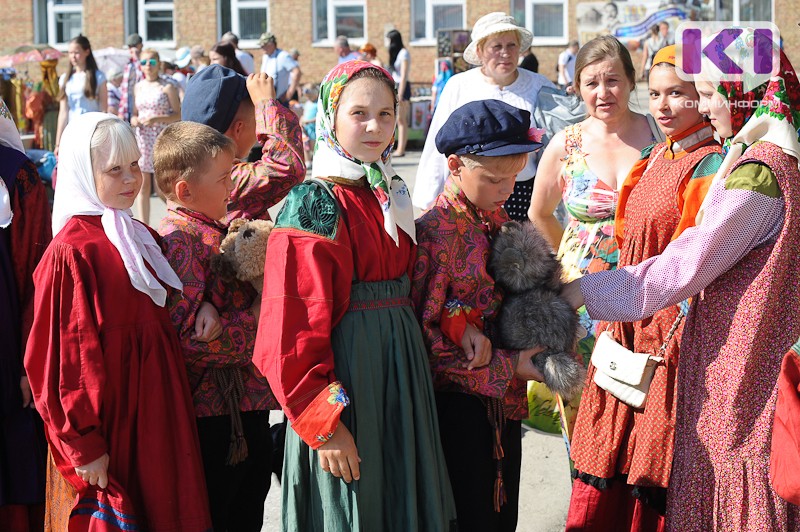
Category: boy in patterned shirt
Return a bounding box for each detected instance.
[412,99,546,531]
[154,115,281,531]
[180,65,305,223]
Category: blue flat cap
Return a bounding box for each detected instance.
[182,64,247,133]
[435,99,542,157]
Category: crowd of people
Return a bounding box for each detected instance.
[2,9,800,532]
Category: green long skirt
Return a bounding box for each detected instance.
[282,275,457,532]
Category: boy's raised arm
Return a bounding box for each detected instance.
[227,98,305,221]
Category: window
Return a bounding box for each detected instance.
[511,0,568,46]
[715,0,773,22]
[314,0,366,42]
[219,0,268,48]
[412,0,465,42]
[39,0,82,49]
[138,0,175,45]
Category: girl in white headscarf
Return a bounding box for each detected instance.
[23,113,214,531]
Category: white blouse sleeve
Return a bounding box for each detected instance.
[412,75,458,210]
[580,180,785,322]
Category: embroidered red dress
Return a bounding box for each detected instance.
[567,124,721,531]
[24,216,212,531]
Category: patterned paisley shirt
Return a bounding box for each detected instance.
[159,205,278,417]
[412,177,527,420]
[226,99,306,223]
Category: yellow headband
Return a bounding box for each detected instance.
[652,44,676,67]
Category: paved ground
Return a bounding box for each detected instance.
[139,84,653,530]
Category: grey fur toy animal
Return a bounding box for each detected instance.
[488,220,585,400]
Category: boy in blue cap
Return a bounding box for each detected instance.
[180,64,304,224]
[411,99,546,531]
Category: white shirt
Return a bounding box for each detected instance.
[59,70,107,122]
[236,48,255,75]
[171,71,188,92]
[260,48,298,100]
[391,48,410,83]
[413,68,556,210]
[338,51,361,64]
[557,50,576,86]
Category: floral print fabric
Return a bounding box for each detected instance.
[159,204,277,417]
[412,177,527,420]
[226,100,306,224]
[312,60,416,246]
[558,124,619,283]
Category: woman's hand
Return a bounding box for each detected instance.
[529,130,569,249]
[75,453,109,489]
[515,347,546,382]
[560,279,585,310]
[318,423,361,483]
[193,302,222,342]
[461,323,492,370]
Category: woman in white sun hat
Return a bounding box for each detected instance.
[414,12,556,219]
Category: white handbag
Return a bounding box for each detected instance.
[590,312,684,409]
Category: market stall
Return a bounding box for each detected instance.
[0,44,62,151]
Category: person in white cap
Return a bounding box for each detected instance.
[414,12,555,220]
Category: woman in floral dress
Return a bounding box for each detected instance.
[528,36,658,438]
[565,45,723,532]
[132,49,180,225]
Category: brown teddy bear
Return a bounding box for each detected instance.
[210,218,273,293]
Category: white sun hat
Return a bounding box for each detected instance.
[463,12,533,66]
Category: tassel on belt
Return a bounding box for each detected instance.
[211,368,248,466]
[486,396,507,513]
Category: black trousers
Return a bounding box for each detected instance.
[435,392,522,532]
[196,410,272,532]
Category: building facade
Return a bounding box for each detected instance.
[1,0,797,89]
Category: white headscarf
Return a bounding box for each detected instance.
[0,97,24,228]
[52,112,182,306]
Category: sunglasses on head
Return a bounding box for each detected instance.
[139,58,158,66]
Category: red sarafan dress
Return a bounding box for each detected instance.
[24,215,212,531]
[567,123,721,532]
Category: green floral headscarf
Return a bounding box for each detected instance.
[311,60,416,245]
